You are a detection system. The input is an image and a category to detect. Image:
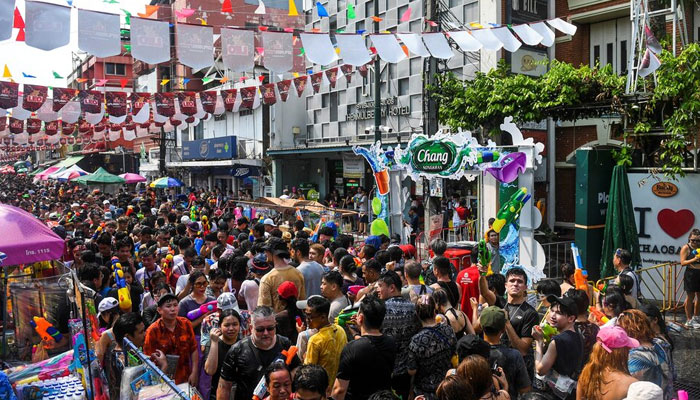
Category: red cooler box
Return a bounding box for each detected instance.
[443,245,472,271]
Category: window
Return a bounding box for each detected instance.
[193,123,204,140]
[410,57,422,75]
[448,0,460,8]
[314,109,321,124]
[330,92,338,121]
[590,18,631,75]
[356,20,365,33]
[365,1,374,18]
[398,5,409,20]
[105,63,126,76]
[322,93,329,108]
[398,78,409,96]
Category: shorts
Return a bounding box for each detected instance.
[684,267,700,292]
[360,214,368,223]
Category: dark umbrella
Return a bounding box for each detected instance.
[600,165,642,278]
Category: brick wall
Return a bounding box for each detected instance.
[555,168,576,222]
[555,125,598,162]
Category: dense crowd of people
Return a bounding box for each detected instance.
[0,173,683,400]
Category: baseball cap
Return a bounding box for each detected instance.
[71,203,80,208]
[623,382,663,400]
[181,215,191,224]
[456,334,490,361]
[97,297,119,320]
[479,306,506,332]
[217,292,240,311]
[104,211,113,220]
[263,237,290,257]
[187,222,200,231]
[103,200,110,205]
[277,281,298,299]
[248,253,272,274]
[263,218,276,226]
[296,295,324,310]
[597,325,640,353]
[546,295,579,316]
[157,293,179,307]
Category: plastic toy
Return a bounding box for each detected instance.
[30,316,63,343]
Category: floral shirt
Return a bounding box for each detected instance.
[628,338,673,400]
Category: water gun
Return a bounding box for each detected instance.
[310,217,327,243]
[492,187,530,233]
[126,205,134,216]
[190,205,197,222]
[252,346,298,400]
[476,239,492,275]
[476,150,500,164]
[692,249,700,258]
[30,316,63,343]
[187,300,218,320]
[194,237,204,255]
[347,285,365,297]
[85,302,101,342]
[335,306,359,327]
[589,306,609,326]
[596,280,608,294]
[295,208,303,221]
[571,243,588,291]
[162,254,174,281]
[111,258,132,312]
[536,322,558,342]
[91,222,105,240]
[201,215,210,234]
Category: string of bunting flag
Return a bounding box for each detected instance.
[1,0,577,78]
[0,63,365,150]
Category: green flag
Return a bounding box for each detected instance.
[121,9,131,25]
[52,71,63,79]
[347,3,355,19]
[202,77,213,84]
[123,44,131,52]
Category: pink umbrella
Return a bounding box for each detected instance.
[0,204,65,265]
[119,172,147,184]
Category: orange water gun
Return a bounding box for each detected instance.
[30,316,63,343]
[589,306,609,326]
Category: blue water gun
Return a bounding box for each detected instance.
[111,257,132,312]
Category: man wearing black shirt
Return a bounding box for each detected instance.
[532,295,583,399]
[334,295,397,400]
[502,268,538,382]
[217,306,301,400]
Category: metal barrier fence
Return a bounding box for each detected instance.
[596,262,688,321]
[540,241,574,278]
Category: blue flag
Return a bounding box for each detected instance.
[316,2,328,17]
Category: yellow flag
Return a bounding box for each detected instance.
[160,78,170,86]
[470,22,484,29]
[288,0,299,16]
[2,64,11,78]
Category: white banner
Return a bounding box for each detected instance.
[78,9,121,58]
[530,22,555,47]
[0,0,14,41]
[177,24,214,71]
[449,31,482,52]
[470,28,503,51]
[300,33,338,66]
[397,33,430,57]
[131,17,171,64]
[25,0,70,51]
[261,31,293,72]
[221,28,255,72]
[335,34,371,66]
[511,24,544,46]
[491,27,521,53]
[422,32,453,59]
[370,34,406,63]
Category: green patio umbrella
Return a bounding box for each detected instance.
[600,165,641,278]
[29,168,44,176]
[74,167,126,185]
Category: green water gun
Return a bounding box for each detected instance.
[537,322,558,342]
[477,239,491,275]
[335,306,359,327]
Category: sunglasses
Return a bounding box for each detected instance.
[255,326,276,333]
[194,281,209,288]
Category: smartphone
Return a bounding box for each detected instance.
[491,362,502,377]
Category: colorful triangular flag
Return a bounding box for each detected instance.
[317,2,328,17]
[175,8,195,19]
[255,0,266,14]
[52,71,63,79]
[121,9,132,25]
[288,0,298,16]
[347,3,355,20]
[137,5,159,18]
[160,78,170,86]
[13,7,24,28]
[221,0,232,13]
[400,6,411,22]
[220,77,229,83]
[202,77,213,84]
[22,72,36,78]
[3,65,11,78]
[16,28,24,42]
[95,79,109,86]
[371,16,382,22]
[120,78,128,88]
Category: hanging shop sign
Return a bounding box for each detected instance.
[342,155,364,178]
[231,164,261,178]
[182,136,237,160]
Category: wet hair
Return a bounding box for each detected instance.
[113,312,144,343]
[436,375,474,400]
[362,244,377,259]
[456,355,494,398]
[430,238,447,256]
[322,270,344,289]
[431,288,451,308]
[219,308,241,325]
[536,279,561,297]
[378,270,402,292]
[618,274,634,296]
[564,288,590,317]
[339,254,358,274]
[292,364,328,396]
[561,262,575,279]
[414,294,437,322]
[359,295,386,330]
[263,361,290,385]
[486,274,506,297]
[307,295,331,317]
[374,250,390,267]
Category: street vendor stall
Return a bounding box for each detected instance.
[235,197,358,232]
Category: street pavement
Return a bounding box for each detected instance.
[670,321,700,399]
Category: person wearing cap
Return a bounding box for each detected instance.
[240,254,271,311]
[258,237,307,313]
[263,218,276,233]
[531,294,583,399]
[204,307,242,400]
[231,217,250,238]
[479,306,531,398]
[144,292,199,386]
[301,295,347,388]
[275,281,304,343]
[577,325,641,400]
[94,297,121,363]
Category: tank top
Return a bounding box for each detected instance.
[437,280,460,309]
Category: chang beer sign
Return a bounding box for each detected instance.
[412,141,456,172]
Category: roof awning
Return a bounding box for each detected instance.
[54,155,85,168]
